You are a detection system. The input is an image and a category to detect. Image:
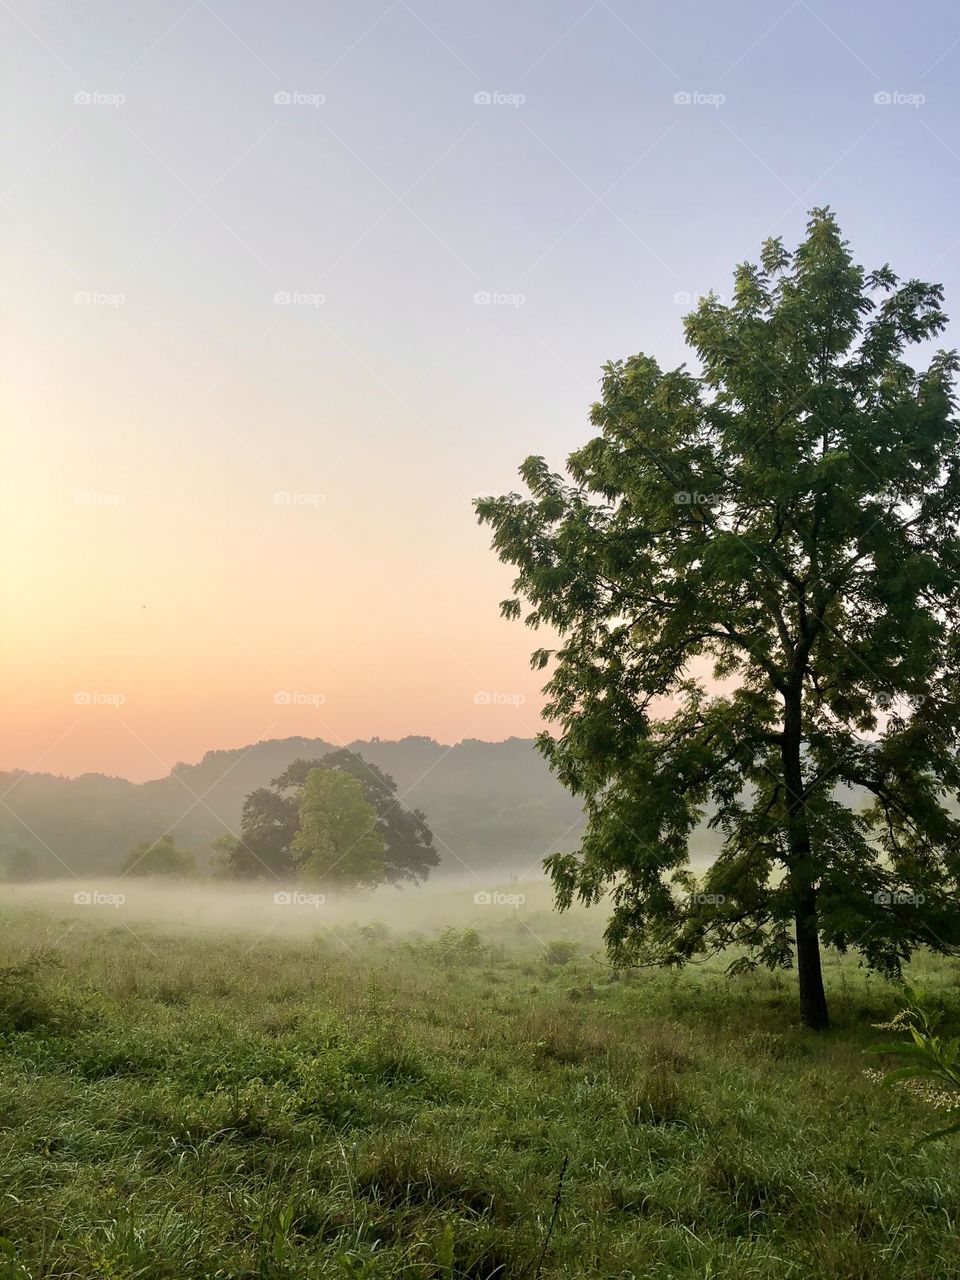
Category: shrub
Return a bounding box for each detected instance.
[413,927,487,967]
[868,998,960,1142]
[544,939,578,967]
[0,956,65,1033]
[121,834,196,877]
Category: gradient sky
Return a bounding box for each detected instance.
[3,0,960,780]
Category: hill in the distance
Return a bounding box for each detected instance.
[0,736,587,879]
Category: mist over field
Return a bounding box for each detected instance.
[0,872,575,941]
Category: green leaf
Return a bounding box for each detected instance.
[917,1119,960,1145]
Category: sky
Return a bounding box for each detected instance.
[3,0,960,781]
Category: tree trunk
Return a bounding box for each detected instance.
[781,691,830,1030]
[794,880,829,1030]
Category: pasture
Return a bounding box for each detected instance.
[0,886,957,1279]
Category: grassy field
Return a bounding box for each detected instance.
[1,889,959,1279]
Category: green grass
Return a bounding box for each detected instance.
[1,900,960,1279]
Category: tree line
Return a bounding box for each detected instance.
[2,749,438,891]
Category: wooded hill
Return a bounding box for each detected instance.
[0,736,587,879]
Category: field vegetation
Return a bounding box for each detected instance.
[0,885,959,1279]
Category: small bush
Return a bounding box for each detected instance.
[414,927,487,967]
[358,921,391,945]
[121,834,196,877]
[543,939,578,967]
[0,957,65,1033]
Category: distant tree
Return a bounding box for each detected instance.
[310,749,439,884]
[3,847,39,883]
[291,767,386,887]
[209,833,236,878]
[476,208,960,1030]
[213,788,299,879]
[122,834,196,877]
[219,750,439,885]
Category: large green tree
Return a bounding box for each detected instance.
[476,209,960,1029]
[291,767,385,887]
[217,749,439,886]
[213,788,299,879]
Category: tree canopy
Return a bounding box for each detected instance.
[121,834,196,878]
[476,208,960,1028]
[291,768,385,887]
[215,748,439,889]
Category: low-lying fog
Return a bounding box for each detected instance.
[0,874,597,941]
